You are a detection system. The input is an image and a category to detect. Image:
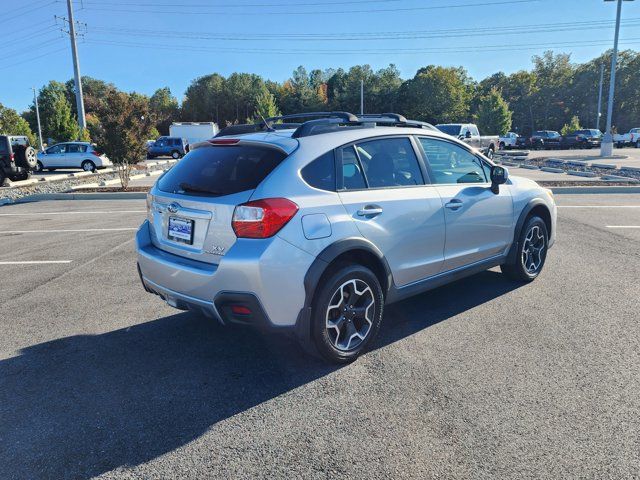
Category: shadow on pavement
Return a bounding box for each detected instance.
[0,270,521,479]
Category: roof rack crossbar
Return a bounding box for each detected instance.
[265,111,358,125]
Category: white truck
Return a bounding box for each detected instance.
[499,132,520,150]
[169,122,219,146]
[613,128,640,148]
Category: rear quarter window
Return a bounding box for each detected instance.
[301,151,335,191]
[158,144,286,196]
[0,137,9,154]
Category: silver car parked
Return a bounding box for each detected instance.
[137,112,556,363]
[36,142,112,172]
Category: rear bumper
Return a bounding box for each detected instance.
[136,220,316,329]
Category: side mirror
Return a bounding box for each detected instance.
[490,165,509,194]
[465,131,472,139]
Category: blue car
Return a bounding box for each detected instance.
[147,137,188,159]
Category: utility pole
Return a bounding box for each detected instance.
[601,0,635,156]
[360,79,364,115]
[66,0,86,132]
[596,63,604,131]
[32,87,44,151]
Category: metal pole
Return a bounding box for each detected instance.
[66,0,86,132]
[601,0,623,156]
[360,79,364,115]
[596,63,604,130]
[32,87,44,151]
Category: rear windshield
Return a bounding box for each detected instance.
[0,137,8,154]
[436,125,461,136]
[157,144,286,196]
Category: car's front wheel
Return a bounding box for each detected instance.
[171,150,181,159]
[35,161,43,172]
[311,264,384,363]
[501,215,548,282]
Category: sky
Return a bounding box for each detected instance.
[1,0,639,112]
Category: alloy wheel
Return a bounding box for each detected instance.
[325,279,375,351]
[521,225,546,274]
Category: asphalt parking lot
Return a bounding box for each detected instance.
[1,194,639,479]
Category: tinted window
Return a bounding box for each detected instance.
[47,144,66,154]
[157,145,286,196]
[67,144,86,153]
[0,137,8,154]
[301,151,335,191]
[436,125,462,136]
[172,138,181,146]
[418,137,488,184]
[340,146,366,190]
[355,137,423,188]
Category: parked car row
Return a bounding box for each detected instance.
[435,123,499,159]
[501,127,640,150]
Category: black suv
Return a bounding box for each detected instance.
[0,135,37,186]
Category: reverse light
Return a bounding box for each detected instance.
[232,198,298,238]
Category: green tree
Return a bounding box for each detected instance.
[253,89,280,121]
[0,103,37,146]
[149,87,179,134]
[35,81,79,142]
[94,91,154,189]
[279,66,326,114]
[398,66,473,123]
[560,115,581,136]
[475,88,512,135]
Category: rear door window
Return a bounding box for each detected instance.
[157,144,286,196]
[354,137,424,188]
[0,137,8,155]
[339,146,367,190]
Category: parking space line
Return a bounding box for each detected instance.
[606,226,640,229]
[558,206,640,208]
[0,228,138,234]
[0,211,146,216]
[0,260,72,265]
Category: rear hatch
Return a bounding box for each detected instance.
[147,140,289,264]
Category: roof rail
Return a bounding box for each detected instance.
[264,111,359,126]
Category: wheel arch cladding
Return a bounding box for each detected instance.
[507,199,552,263]
[304,238,392,310]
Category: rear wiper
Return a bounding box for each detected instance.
[177,182,225,195]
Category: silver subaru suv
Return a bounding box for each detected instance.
[137,112,556,363]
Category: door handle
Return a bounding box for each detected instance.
[444,199,463,210]
[357,206,383,217]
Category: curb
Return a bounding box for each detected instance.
[567,170,598,177]
[551,186,640,194]
[540,166,564,173]
[4,192,148,204]
[521,164,539,170]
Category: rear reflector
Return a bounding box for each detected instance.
[231,305,252,315]
[209,138,240,145]
[232,198,298,239]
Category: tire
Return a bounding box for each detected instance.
[501,215,549,282]
[636,140,640,149]
[171,150,180,159]
[14,145,38,170]
[499,142,505,150]
[82,160,96,172]
[311,264,384,363]
[486,147,494,160]
[35,160,43,172]
[0,170,6,187]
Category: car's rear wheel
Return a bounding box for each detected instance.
[311,264,384,363]
[501,215,548,282]
[486,147,494,160]
[82,160,96,172]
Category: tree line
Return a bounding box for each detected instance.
[1,49,639,153]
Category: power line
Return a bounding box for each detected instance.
[89,17,640,43]
[79,0,543,16]
[0,45,67,72]
[4,36,66,57]
[0,0,57,23]
[3,24,59,48]
[80,0,404,6]
[83,37,640,55]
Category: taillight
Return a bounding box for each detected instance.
[9,153,14,163]
[209,138,240,145]
[92,151,101,157]
[232,198,298,239]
